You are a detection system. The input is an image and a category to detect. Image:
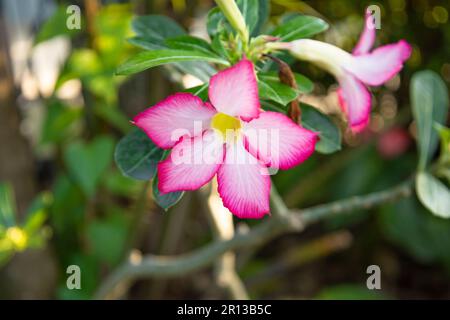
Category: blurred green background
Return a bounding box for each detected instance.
[0,0,449,299]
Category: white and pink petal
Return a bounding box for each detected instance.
[243,111,318,170]
[157,130,224,193]
[217,140,271,219]
[352,10,376,56]
[337,73,372,133]
[345,40,412,86]
[134,93,216,149]
[208,58,260,121]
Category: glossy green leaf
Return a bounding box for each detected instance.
[416,172,450,218]
[152,177,184,211]
[411,70,449,169]
[116,50,229,76]
[258,79,298,105]
[271,15,329,41]
[64,136,115,197]
[115,128,164,181]
[302,104,341,154]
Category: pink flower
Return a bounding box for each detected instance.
[276,11,412,133]
[133,59,318,219]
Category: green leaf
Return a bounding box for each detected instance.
[116,50,229,76]
[416,172,450,218]
[294,73,314,93]
[132,15,185,45]
[302,104,341,154]
[411,70,449,170]
[0,183,16,227]
[64,136,115,197]
[258,79,298,105]
[271,15,329,41]
[207,7,228,38]
[115,128,164,181]
[184,84,209,101]
[252,0,270,36]
[259,72,314,94]
[379,196,450,268]
[34,6,82,44]
[152,177,184,211]
[166,35,215,56]
[207,0,259,37]
[237,0,259,35]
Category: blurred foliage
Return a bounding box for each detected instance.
[0,0,448,300]
[0,183,51,267]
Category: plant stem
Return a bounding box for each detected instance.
[94,179,413,299]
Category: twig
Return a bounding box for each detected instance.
[94,179,413,299]
[202,180,249,300]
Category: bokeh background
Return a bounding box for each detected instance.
[0,0,449,299]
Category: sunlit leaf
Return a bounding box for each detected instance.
[416,172,450,218]
[271,15,329,41]
[411,70,449,170]
[116,50,229,76]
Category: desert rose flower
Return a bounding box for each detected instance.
[270,12,412,133]
[133,58,318,218]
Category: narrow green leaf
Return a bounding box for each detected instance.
[166,35,215,56]
[207,0,259,37]
[0,183,16,227]
[411,70,449,169]
[116,50,229,76]
[252,0,270,36]
[152,177,184,211]
[115,129,164,181]
[416,172,450,218]
[132,15,185,45]
[238,0,259,35]
[271,15,329,41]
[301,104,341,154]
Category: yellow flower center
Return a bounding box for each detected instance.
[211,112,241,139]
[6,227,28,251]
